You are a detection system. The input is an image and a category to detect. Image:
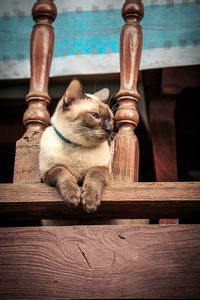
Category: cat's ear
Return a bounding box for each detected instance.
[63,78,85,108]
[94,88,110,103]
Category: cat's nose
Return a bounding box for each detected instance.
[103,123,112,134]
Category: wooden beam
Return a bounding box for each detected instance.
[162,66,200,95]
[0,182,200,219]
[0,225,200,299]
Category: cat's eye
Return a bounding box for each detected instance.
[90,112,100,119]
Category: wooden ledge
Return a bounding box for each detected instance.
[0,182,200,219]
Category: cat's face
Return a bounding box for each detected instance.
[53,79,114,147]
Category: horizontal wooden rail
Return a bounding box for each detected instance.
[0,182,200,219]
[0,224,200,299]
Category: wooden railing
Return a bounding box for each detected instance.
[13,0,57,183]
[113,0,144,182]
[0,182,200,220]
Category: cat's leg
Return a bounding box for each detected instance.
[82,166,110,213]
[44,166,81,207]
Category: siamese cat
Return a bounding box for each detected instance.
[39,78,114,213]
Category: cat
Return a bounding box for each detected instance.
[39,78,114,213]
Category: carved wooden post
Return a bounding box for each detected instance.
[112,0,144,182]
[14,0,57,183]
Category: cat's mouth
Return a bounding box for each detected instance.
[94,135,107,142]
[75,127,112,145]
[85,129,112,144]
[90,133,108,143]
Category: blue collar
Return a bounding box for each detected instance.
[51,124,82,147]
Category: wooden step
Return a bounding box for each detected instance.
[0,182,200,220]
[0,224,200,299]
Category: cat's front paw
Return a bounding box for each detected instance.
[81,184,101,213]
[59,182,81,207]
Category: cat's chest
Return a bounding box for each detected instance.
[57,140,110,178]
[65,143,109,164]
[40,126,110,180]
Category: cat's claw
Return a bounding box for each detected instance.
[60,182,81,207]
[81,186,101,213]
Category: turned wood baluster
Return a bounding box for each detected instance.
[112,0,144,182]
[14,0,57,183]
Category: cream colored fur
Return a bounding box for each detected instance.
[39,93,111,182]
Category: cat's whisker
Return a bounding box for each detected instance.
[110,102,119,113]
[93,80,97,94]
[107,96,113,107]
[107,91,117,107]
[111,102,118,109]
[111,132,116,138]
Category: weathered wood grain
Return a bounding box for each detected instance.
[113,0,144,182]
[0,182,199,219]
[0,225,200,299]
[13,0,57,183]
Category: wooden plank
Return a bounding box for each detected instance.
[0,225,200,299]
[0,182,200,219]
